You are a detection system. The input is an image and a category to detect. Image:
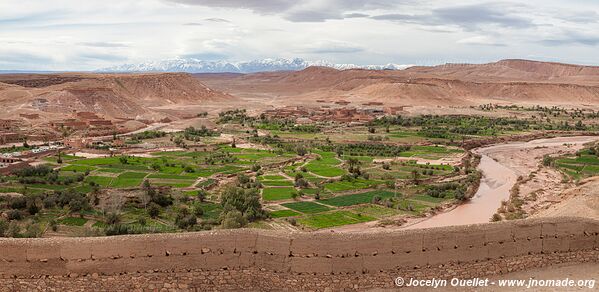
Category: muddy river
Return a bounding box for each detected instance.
[403,136,598,230]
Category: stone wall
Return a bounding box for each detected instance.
[0,217,597,291]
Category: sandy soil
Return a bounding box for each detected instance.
[533,177,599,220]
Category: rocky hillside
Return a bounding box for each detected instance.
[197,59,599,106]
[0,73,233,119]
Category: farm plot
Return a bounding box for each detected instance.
[305,151,345,177]
[320,190,396,207]
[111,172,148,188]
[262,187,297,201]
[323,179,382,192]
[281,201,332,214]
[297,211,375,229]
[270,210,301,218]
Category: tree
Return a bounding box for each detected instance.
[411,170,420,185]
[194,206,204,217]
[220,210,247,229]
[220,186,267,222]
[196,189,208,202]
[148,203,160,218]
[106,213,121,225]
[0,219,8,237]
[296,145,307,156]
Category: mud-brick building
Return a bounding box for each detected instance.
[0,132,25,145]
[0,157,29,175]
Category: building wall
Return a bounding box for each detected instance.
[0,217,597,290]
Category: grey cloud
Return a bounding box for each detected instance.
[300,41,365,54]
[181,52,229,60]
[0,51,54,66]
[166,0,398,22]
[555,11,599,24]
[541,34,599,46]
[79,42,128,48]
[372,3,535,31]
[166,0,296,13]
[285,11,342,22]
[204,18,231,23]
[307,46,364,54]
[183,22,203,26]
[77,52,128,62]
[344,13,370,18]
[434,4,533,30]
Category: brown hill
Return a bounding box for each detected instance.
[197,59,599,107]
[0,73,233,120]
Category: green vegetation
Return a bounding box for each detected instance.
[554,145,599,179]
[281,201,332,214]
[262,187,297,201]
[320,190,396,207]
[270,209,300,218]
[298,211,376,229]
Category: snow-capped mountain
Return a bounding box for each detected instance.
[99,58,412,73]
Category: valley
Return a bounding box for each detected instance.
[1,59,599,238]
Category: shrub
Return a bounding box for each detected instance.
[7,210,22,221]
[148,203,160,218]
[220,186,268,221]
[0,219,7,237]
[220,210,247,229]
[106,213,121,225]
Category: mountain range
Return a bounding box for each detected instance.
[99,58,413,73]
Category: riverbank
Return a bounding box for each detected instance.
[403,136,598,230]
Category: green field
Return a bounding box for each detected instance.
[297,211,375,229]
[305,151,345,177]
[85,176,113,187]
[111,172,148,188]
[555,151,599,179]
[270,209,301,218]
[262,187,297,201]
[59,217,88,226]
[320,190,397,207]
[351,204,401,218]
[260,180,294,187]
[281,201,332,214]
[324,179,381,192]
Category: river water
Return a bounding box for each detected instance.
[403,136,598,230]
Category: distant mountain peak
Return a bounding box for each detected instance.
[99,58,413,73]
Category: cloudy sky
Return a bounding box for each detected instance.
[1,0,599,70]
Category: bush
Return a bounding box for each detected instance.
[220,186,268,221]
[0,219,7,237]
[197,190,208,202]
[194,207,204,217]
[491,213,502,222]
[10,197,27,210]
[7,210,22,221]
[148,203,160,218]
[106,213,121,225]
[220,210,247,229]
[287,217,297,226]
[176,214,197,229]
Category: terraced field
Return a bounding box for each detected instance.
[555,149,599,179]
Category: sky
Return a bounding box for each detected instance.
[1,0,599,70]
